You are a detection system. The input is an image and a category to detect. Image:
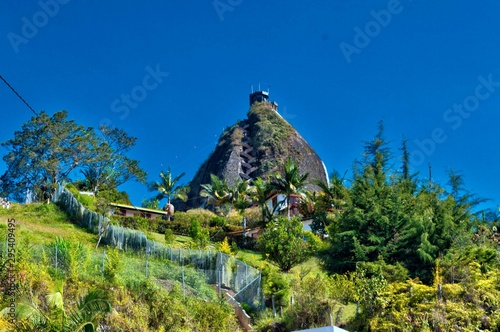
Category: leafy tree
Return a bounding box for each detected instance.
[82,125,147,195]
[270,157,309,219]
[1,111,91,203]
[259,216,317,271]
[149,168,189,219]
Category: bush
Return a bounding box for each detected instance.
[210,216,226,227]
[111,215,158,233]
[175,209,216,227]
[162,219,191,236]
[189,220,210,248]
[164,229,175,244]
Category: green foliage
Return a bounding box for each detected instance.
[141,197,159,210]
[248,102,294,167]
[47,237,89,280]
[270,157,309,219]
[103,246,122,282]
[210,216,226,227]
[282,274,337,331]
[322,124,479,285]
[174,208,217,227]
[189,219,210,248]
[262,266,291,308]
[82,125,147,195]
[1,110,90,202]
[111,215,157,233]
[217,237,232,254]
[310,210,334,238]
[259,217,317,271]
[163,229,175,244]
[148,168,189,220]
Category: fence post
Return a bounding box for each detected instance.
[145,247,149,278]
[218,252,222,297]
[182,265,185,298]
[101,249,106,280]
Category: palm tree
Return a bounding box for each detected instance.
[270,158,309,219]
[314,171,348,213]
[149,168,189,220]
[251,177,273,225]
[231,180,252,215]
[200,174,232,214]
[231,180,253,241]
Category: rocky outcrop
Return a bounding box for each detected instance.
[182,101,328,209]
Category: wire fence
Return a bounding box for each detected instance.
[51,185,262,308]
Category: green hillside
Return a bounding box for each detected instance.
[0,203,239,331]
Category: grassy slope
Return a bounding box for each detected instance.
[0,202,241,331]
[1,203,354,328]
[0,202,96,246]
[0,202,191,248]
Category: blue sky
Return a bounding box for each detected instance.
[0,1,499,211]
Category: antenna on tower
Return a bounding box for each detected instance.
[258,82,261,91]
[268,85,271,94]
[251,85,254,93]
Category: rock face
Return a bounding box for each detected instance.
[182,98,328,209]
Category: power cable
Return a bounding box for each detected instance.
[0,74,81,183]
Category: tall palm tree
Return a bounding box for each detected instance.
[251,177,273,225]
[230,180,253,241]
[149,168,189,220]
[231,179,252,215]
[200,174,232,214]
[270,158,309,219]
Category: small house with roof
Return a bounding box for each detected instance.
[108,203,169,220]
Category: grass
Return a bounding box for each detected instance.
[235,248,265,269]
[0,202,97,246]
[146,230,197,247]
[0,202,217,298]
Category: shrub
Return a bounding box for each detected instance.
[210,216,226,227]
[175,209,216,227]
[217,237,232,255]
[189,220,210,248]
[164,229,175,244]
[111,215,158,233]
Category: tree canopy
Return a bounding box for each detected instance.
[1,110,146,202]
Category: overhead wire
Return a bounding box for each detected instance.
[0,74,82,182]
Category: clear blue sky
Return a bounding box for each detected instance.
[1,1,499,211]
